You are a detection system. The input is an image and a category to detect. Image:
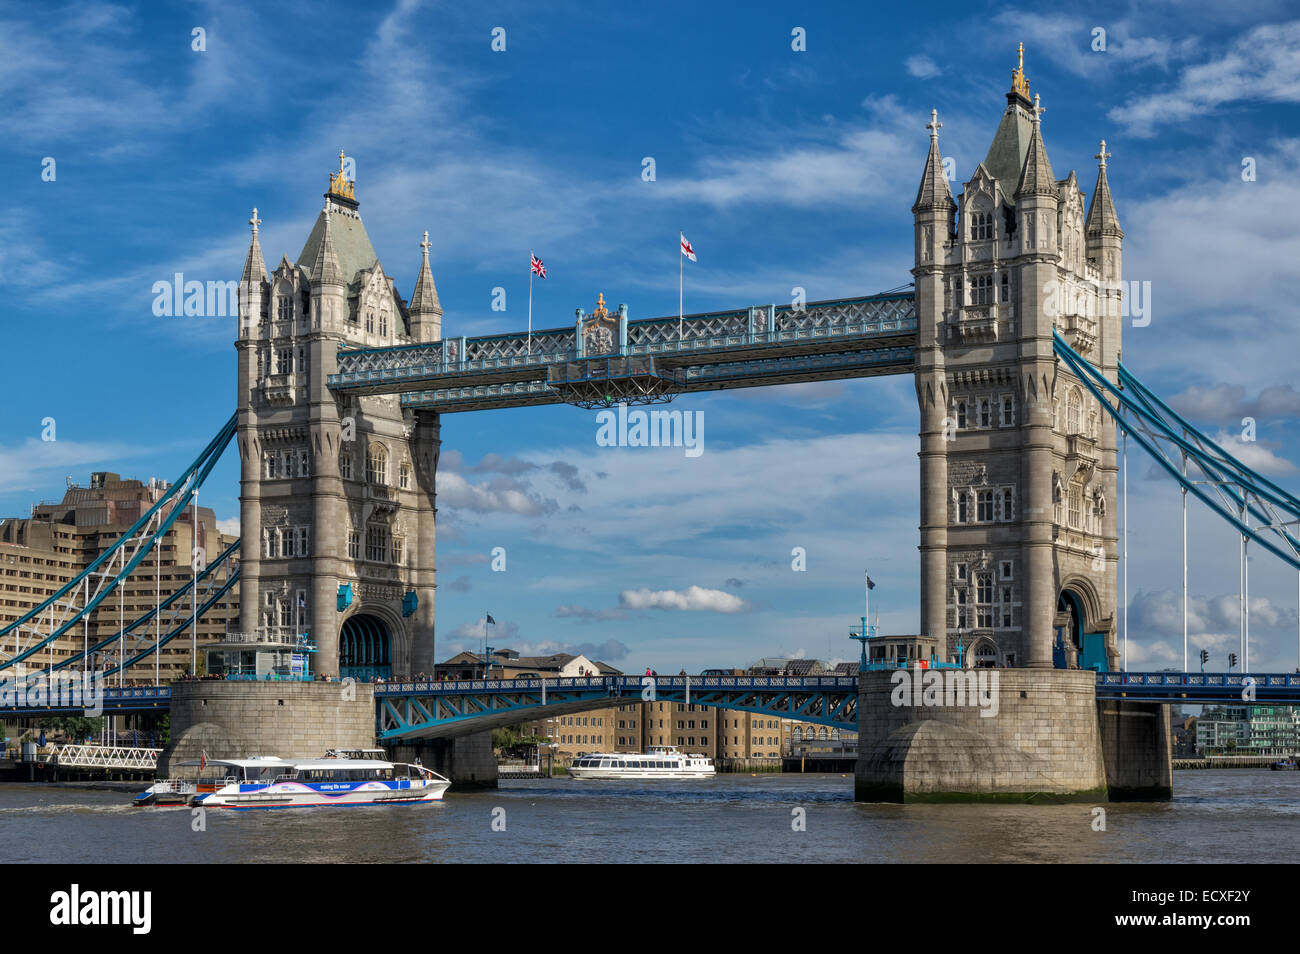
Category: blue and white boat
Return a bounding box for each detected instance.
[134,751,450,809]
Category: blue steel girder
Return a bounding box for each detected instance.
[328,292,918,410]
[374,675,859,741]
[1094,671,1300,703]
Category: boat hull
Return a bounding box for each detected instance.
[197,779,450,809]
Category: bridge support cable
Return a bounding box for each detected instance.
[1056,332,1300,670]
[42,541,241,677]
[1053,333,1300,574]
[0,413,238,673]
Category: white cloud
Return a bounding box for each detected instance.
[905,55,941,79]
[619,586,748,613]
[1110,20,1300,135]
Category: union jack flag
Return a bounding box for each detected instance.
[530,253,546,278]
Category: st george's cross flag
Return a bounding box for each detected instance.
[680,232,696,262]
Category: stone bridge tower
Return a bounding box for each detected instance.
[235,154,442,679]
[913,51,1123,672]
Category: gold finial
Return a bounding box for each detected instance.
[594,293,608,318]
[1011,42,1031,99]
[328,149,356,200]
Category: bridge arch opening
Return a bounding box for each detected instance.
[340,613,392,681]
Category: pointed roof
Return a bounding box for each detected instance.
[304,204,345,286]
[983,103,1035,188]
[409,231,442,316]
[1016,95,1056,198]
[1085,140,1123,237]
[983,44,1038,187]
[913,109,955,212]
[240,208,267,284]
[298,199,378,285]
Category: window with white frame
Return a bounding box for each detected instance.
[1001,488,1014,520]
[977,490,995,522]
[980,399,991,427]
[276,296,292,321]
[955,562,968,582]
[281,528,295,558]
[392,536,404,565]
[972,273,993,305]
[971,211,994,241]
[955,587,968,628]
[340,451,353,481]
[399,460,411,490]
[1000,560,1014,580]
[957,490,970,523]
[956,401,968,429]
[263,528,279,559]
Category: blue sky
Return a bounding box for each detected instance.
[5,0,1300,673]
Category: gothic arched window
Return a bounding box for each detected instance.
[366,443,389,486]
[1066,388,1082,434]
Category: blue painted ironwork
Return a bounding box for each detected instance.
[0,414,238,671]
[8,671,1299,720]
[329,292,918,411]
[1054,331,1300,571]
[374,675,861,740]
[1094,670,1300,703]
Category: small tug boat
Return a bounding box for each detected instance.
[1269,757,1299,771]
[133,750,449,808]
[568,745,715,780]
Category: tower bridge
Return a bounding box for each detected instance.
[4,51,1299,800]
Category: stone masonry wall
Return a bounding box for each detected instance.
[855,668,1107,802]
[158,681,376,774]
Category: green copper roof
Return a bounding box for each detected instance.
[982,102,1035,189]
[297,201,379,285]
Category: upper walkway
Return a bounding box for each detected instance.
[328,292,917,412]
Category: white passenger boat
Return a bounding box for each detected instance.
[568,745,715,780]
[133,751,450,809]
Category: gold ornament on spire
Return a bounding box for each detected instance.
[1010,42,1031,99]
[328,148,356,200]
[592,292,609,319]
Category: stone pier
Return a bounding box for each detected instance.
[158,681,375,775]
[388,733,498,790]
[854,668,1173,802]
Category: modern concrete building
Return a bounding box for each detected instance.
[0,472,238,685]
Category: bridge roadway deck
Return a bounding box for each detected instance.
[0,673,1294,724]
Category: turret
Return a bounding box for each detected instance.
[409,231,443,342]
[1085,140,1123,283]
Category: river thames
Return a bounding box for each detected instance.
[2,770,1295,864]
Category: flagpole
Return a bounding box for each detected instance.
[678,231,684,341]
[527,249,534,356]
[865,571,870,638]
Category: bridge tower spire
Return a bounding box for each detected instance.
[913,49,1121,672]
[235,154,441,680]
